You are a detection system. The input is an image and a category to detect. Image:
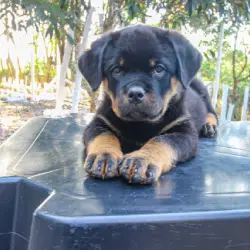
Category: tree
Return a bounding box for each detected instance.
[103,0,124,31]
[231,26,250,101]
[71,7,94,113]
[124,0,250,29]
[0,0,88,60]
[200,25,250,120]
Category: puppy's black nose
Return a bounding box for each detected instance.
[127,86,145,103]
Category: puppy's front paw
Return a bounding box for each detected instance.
[84,152,122,179]
[119,154,161,184]
[201,113,218,138]
[201,123,217,138]
[119,141,176,184]
[84,134,123,179]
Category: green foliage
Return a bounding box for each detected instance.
[184,0,250,23]
[199,22,250,84]
[124,0,250,29]
[124,1,149,24]
[0,0,86,44]
[23,58,56,84]
[200,34,250,119]
[0,68,10,81]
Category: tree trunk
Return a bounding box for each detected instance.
[241,86,249,121]
[71,7,94,114]
[232,27,239,102]
[55,27,74,111]
[42,31,50,83]
[59,36,65,63]
[31,46,36,98]
[212,22,224,109]
[56,44,61,88]
[103,0,123,32]
[12,38,20,90]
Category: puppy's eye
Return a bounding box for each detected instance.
[153,64,165,74]
[111,66,123,76]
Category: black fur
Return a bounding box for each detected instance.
[79,24,217,183]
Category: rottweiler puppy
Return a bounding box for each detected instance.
[78,24,218,184]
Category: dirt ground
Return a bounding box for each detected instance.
[0,99,89,145]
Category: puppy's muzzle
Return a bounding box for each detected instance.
[126,86,145,104]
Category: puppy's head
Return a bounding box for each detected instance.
[79,24,202,122]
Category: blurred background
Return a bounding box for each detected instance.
[0,0,250,144]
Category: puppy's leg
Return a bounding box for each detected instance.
[191,78,218,137]
[119,121,198,184]
[83,117,123,179]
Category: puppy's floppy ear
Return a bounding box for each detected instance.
[168,31,202,88]
[78,36,110,91]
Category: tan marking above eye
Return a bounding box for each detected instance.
[119,57,124,66]
[149,59,156,67]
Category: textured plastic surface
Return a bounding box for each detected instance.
[0,177,50,250]
[0,116,250,250]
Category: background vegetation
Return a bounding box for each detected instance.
[0,0,250,138]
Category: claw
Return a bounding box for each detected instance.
[83,153,120,179]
